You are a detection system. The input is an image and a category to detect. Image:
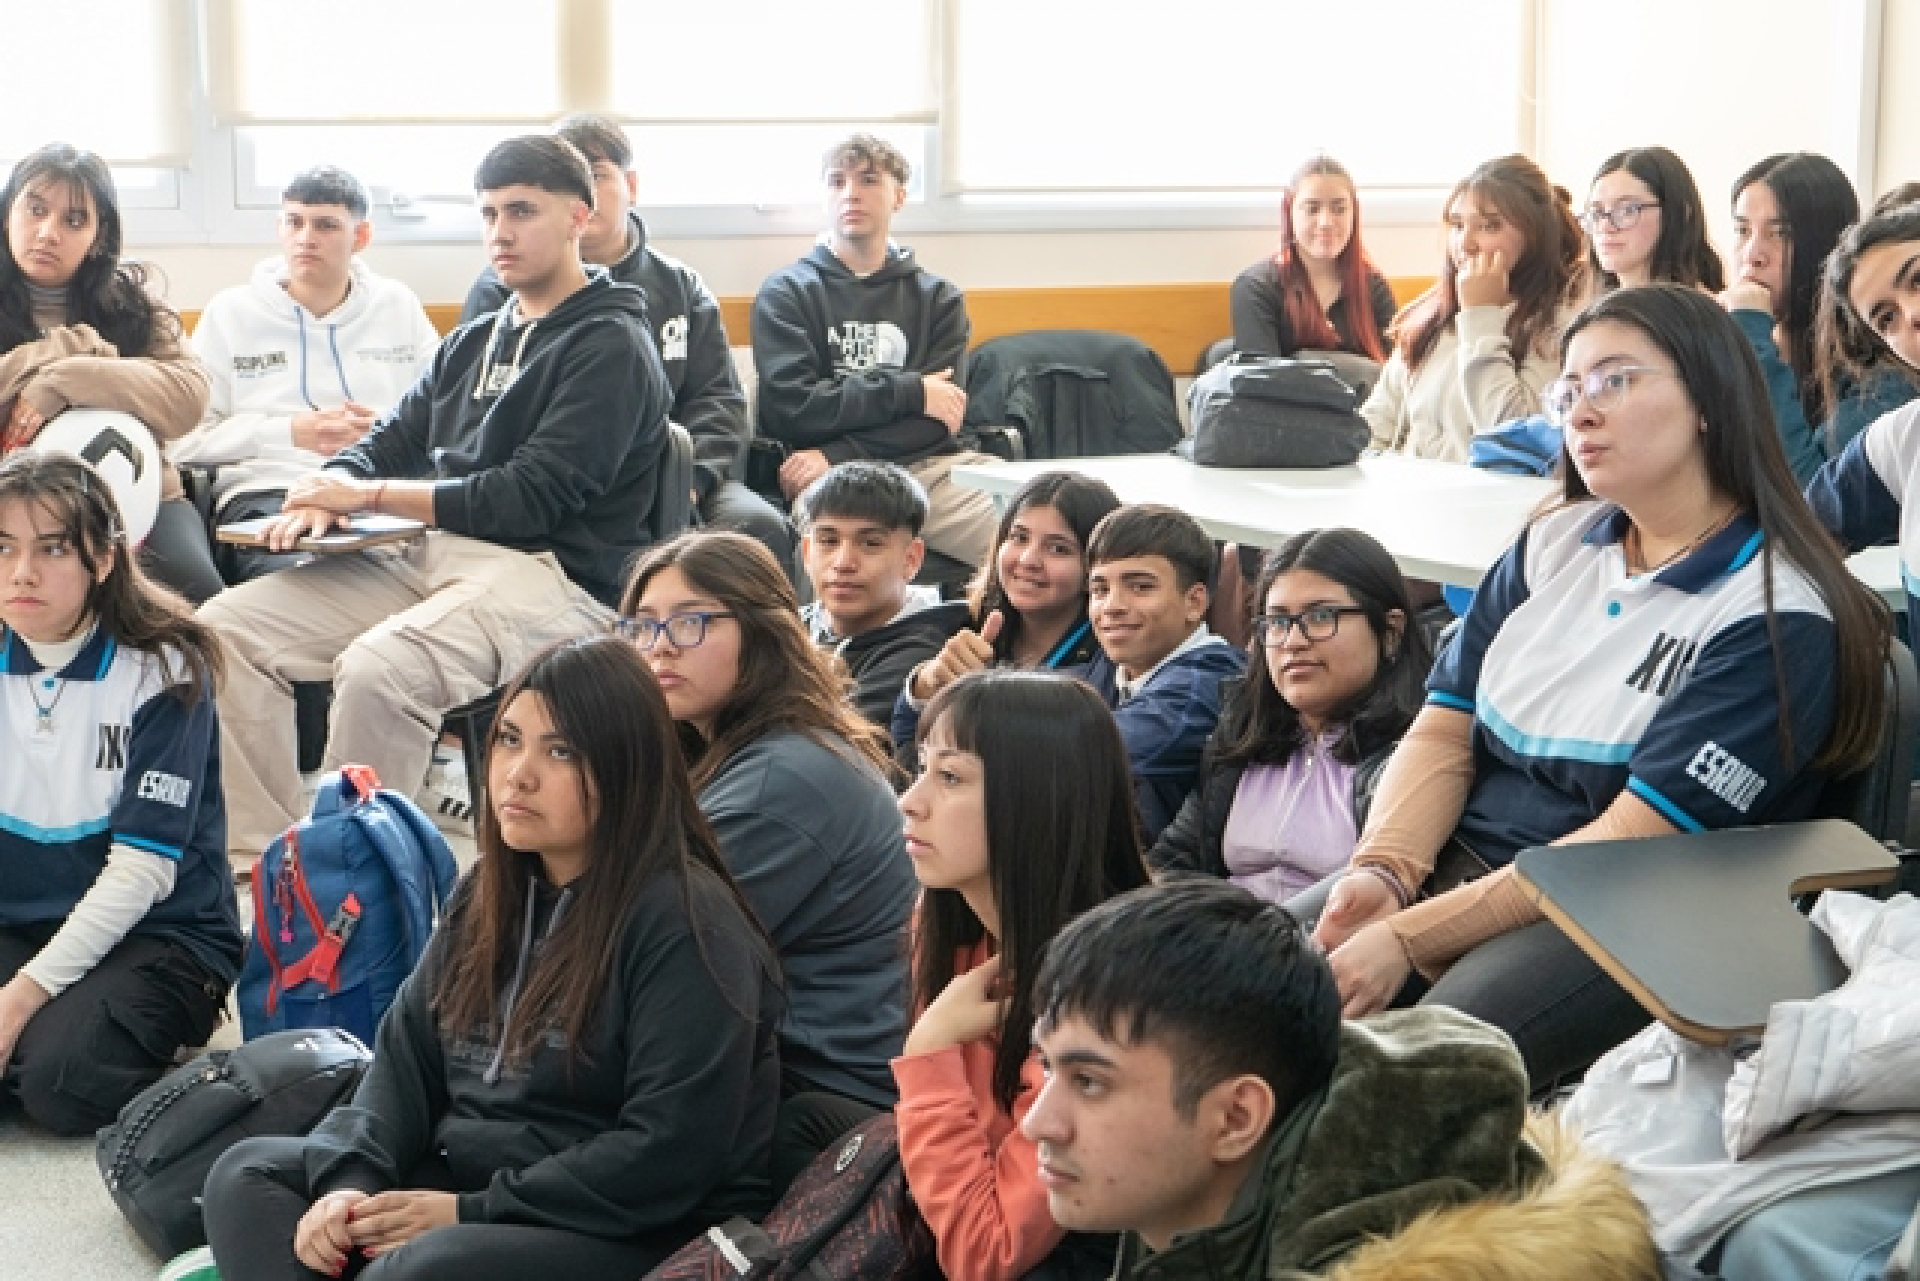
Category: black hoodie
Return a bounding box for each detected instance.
[329,269,669,605]
[751,243,970,464]
[460,211,750,502]
[301,861,783,1245]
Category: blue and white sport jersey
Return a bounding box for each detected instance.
[1,626,242,984]
[1807,398,1920,623]
[1430,502,1838,867]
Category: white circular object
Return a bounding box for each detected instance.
[29,409,164,545]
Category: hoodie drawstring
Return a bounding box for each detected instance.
[482,883,573,1085]
[471,304,537,401]
[294,306,357,410]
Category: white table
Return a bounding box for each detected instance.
[952,453,1906,603]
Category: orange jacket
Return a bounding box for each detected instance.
[892,938,1062,1281]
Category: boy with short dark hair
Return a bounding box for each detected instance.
[752,134,999,569]
[203,134,673,859]
[797,461,967,728]
[1083,504,1245,842]
[461,115,790,566]
[182,163,441,583]
[1024,879,1657,1278]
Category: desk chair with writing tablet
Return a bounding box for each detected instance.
[1513,819,1898,1045]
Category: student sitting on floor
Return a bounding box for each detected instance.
[202,638,783,1281]
[0,142,217,603]
[751,133,998,570]
[178,164,440,585]
[619,529,916,1188]
[1721,153,1915,482]
[199,135,672,863]
[891,469,1120,761]
[1150,529,1430,903]
[0,452,240,1135]
[797,460,967,729]
[1022,878,1659,1280]
[461,115,791,568]
[1083,504,1246,845]
[1313,285,1890,1088]
[895,670,1151,1281]
[1362,154,1585,463]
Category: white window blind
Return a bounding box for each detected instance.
[608,0,935,124]
[0,0,191,167]
[209,0,934,128]
[207,0,566,124]
[945,0,1527,194]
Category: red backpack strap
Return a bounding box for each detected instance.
[341,764,381,803]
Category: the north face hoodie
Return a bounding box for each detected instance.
[326,268,670,606]
[752,242,970,465]
[460,210,750,500]
[179,257,441,504]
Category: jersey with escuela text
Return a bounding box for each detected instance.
[1428,501,1837,866]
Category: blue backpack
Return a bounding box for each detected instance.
[238,765,459,1044]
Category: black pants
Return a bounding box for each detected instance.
[206,1137,679,1281]
[771,1090,882,1197]
[701,480,797,580]
[0,925,225,1135]
[141,496,228,605]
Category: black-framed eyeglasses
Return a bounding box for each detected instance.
[613,611,735,649]
[1542,366,1677,426]
[1253,605,1369,647]
[1581,200,1660,233]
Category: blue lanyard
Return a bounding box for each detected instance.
[1041,619,1092,669]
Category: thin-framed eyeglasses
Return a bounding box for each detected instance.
[613,611,735,649]
[1581,200,1660,233]
[1542,366,1678,426]
[1253,605,1369,647]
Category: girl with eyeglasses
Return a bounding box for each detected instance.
[619,530,917,1190]
[1361,154,1587,463]
[1584,147,1724,295]
[1315,286,1887,1087]
[1721,153,1910,484]
[1230,155,1396,362]
[1150,529,1430,905]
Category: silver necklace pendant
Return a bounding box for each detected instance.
[34,708,54,735]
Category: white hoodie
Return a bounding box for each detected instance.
[178,256,440,503]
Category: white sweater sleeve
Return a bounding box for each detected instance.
[20,843,177,999]
[177,306,297,466]
[1456,303,1558,431]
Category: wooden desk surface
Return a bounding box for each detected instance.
[1513,820,1898,1044]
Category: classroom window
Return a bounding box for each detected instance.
[0,0,191,168]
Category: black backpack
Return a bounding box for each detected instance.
[1182,354,1372,468]
[95,1027,372,1258]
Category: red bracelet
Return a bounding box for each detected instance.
[371,481,387,514]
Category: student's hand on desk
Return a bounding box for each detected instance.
[348,1190,459,1256]
[779,448,831,501]
[291,402,377,456]
[912,611,1002,700]
[1312,871,1398,952]
[1720,279,1775,317]
[903,955,1008,1056]
[0,973,51,1073]
[922,368,967,434]
[1455,249,1513,310]
[1326,922,1412,1020]
[295,1190,368,1275]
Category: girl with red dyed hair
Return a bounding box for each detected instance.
[1231,156,1395,362]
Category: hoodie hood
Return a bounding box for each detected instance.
[803,239,924,287]
[248,255,382,328]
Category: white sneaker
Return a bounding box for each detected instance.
[421,750,473,836]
